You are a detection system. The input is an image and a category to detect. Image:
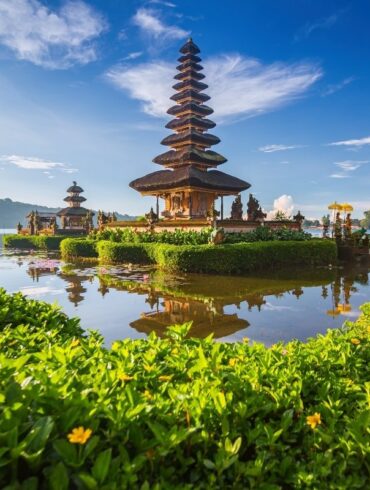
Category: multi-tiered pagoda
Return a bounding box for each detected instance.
[130,38,250,220]
[57,181,94,230]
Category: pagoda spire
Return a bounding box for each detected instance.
[153,38,227,169]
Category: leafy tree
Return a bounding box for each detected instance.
[274,210,289,221]
[360,210,370,229]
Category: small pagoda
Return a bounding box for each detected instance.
[57,181,94,230]
[130,38,250,220]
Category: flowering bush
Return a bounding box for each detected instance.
[1,288,369,488]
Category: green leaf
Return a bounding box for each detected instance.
[49,462,69,490]
[77,473,98,490]
[23,416,54,456]
[53,439,78,466]
[203,459,215,470]
[92,448,112,484]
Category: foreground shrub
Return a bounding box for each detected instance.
[78,239,337,273]
[60,238,98,259]
[2,234,65,250]
[0,288,369,489]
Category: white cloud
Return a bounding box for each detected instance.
[122,51,143,61]
[329,136,370,148]
[330,173,350,179]
[0,154,78,173]
[334,160,369,171]
[133,8,189,40]
[148,0,177,7]
[106,55,322,121]
[258,144,302,153]
[0,0,107,69]
[322,77,355,96]
[296,11,344,40]
[265,195,295,220]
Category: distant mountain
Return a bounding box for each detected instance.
[0,198,137,228]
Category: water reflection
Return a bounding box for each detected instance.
[0,247,369,344]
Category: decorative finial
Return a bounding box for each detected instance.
[73,180,77,186]
[188,37,193,42]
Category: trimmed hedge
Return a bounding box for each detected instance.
[2,234,65,251]
[80,239,337,273]
[60,238,98,259]
[96,240,154,264]
[0,288,369,488]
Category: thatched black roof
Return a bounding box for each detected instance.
[170,90,210,104]
[161,130,220,148]
[177,54,201,64]
[66,182,84,193]
[174,70,205,81]
[176,61,203,72]
[130,167,250,193]
[57,207,94,217]
[153,147,227,167]
[179,38,200,55]
[63,195,86,203]
[167,102,213,117]
[172,79,208,92]
[165,116,216,131]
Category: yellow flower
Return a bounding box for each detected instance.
[158,375,173,382]
[67,426,92,444]
[111,342,120,351]
[306,412,322,429]
[144,390,153,399]
[351,338,360,345]
[171,348,179,355]
[118,373,133,382]
[71,339,80,348]
[228,358,237,367]
[242,337,249,344]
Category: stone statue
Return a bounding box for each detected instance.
[293,210,305,231]
[28,211,35,235]
[344,213,352,240]
[209,227,225,245]
[50,216,58,235]
[17,222,23,234]
[247,194,266,222]
[85,210,94,233]
[334,212,342,241]
[97,210,109,229]
[322,215,330,239]
[145,207,158,224]
[230,195,243,220]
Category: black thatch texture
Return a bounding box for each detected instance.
[153,147,227,166]
[130,167,250,193]
[66,183,84,193]
[176,61,203,72]
[63,195,86,203]
[179,38,200,55]
[161,130,220,148]
[165,116,216,131]
[57,207,94,217]
[170,90,210,103]
[174,70,205,81]
[167,103,214,117]
[172,79,208,92]
[177,54,202,64]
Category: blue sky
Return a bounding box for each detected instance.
[0,0,369,218]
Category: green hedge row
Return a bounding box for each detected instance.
[66,239,337,273]
[0,288,369,488]
[60,238,98,259]
[2,234,65,251]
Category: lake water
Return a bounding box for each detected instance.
[1,232,369,346]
